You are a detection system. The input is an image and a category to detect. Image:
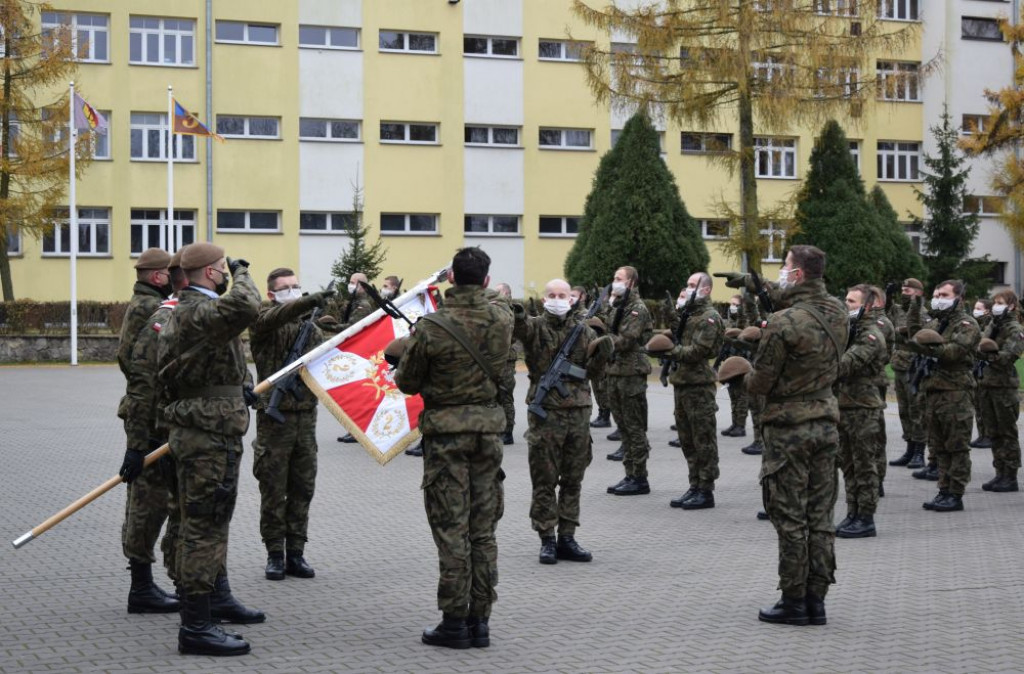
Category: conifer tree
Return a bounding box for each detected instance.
[868,184,925,283]
[331,183,387,285]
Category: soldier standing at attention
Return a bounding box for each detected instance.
[722,294,750,438]
[394,247,513,649]
[250,268,336,581]
[605,266,654,495]
[863,285,894,497]
[977,290,1024,492]
[747,245,846,626]
[970,298,994,448]
[158,243,263,656]
[887,279,929,469]
[514,279,612,564]
[495,282,518,446]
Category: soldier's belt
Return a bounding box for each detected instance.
[772,387,833,403]
[175,385,243,399]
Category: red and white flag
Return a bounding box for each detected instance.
[300,290,437,465]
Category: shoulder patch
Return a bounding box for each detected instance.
[152,322,162,332]
[630,311,638,316]
[962,321,971,326]
[876,319,884,326]
[707,317,716,324]
[867,334,876,341]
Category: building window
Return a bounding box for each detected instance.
[681,132,732,154]
[849,140,861,171]
[43,207,110,256]
[299,212,355,233]
[815,66,860,99]
[754,137,797,178]
[6,226,20,255]
[380,213,438,235]
[539,127,592,150]
[130,113,195,161]
[216,115,280,139]
[379,30,437,54]
[45,107,110,159]
[761,222,786,263]
[538,39,590,62]
[299,25,359,50]
[539,216,580,237]
[380,122,438,144]
[130,209,195,253]
[700,219,730,240]
[753,53,794,86]
[877,0,920,21]
[877,61,920,101]
[464,35,519,58]
[963,195,1004,216]
[905,221,922,254]
[989,261,1007,286]
[464,215,520,235]
[216,210,280,232]
[877,141,920,181]
[465,125,519,146]
[962,114,990,135]
[299,118,360,142]
[962,17,1003,42]
[215,21,279,46]
[815,0,859,16]
[41,12,109,62]
[129,17,195,66]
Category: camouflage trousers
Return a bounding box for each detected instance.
[607,374,650,479]
[727,380,749,429]
[121,447,178,576]
[925,389,973,496]
[422,432,503,619]
[252,409,318,554]
[838,407,881,516]
[978,387,1022,477]
[894,369,927,443]
[499,360,516,433]
[973,386,989,439]
[526,407,592,537]
[749,389,765,446]
[760,419,839,599]
[592,374,611,413]
[673,384,720,491]
[169,426,242,596]
[875,385,888,486]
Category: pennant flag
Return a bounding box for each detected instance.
[172,99,224,141]
[300,290,437,465]
[72,93,108,134]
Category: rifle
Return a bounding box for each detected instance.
[359,280,414,327]
[266,281,336,423]
[528,286,610,419]
[659,288,697,387]
[341,283,357,325]
[750,269,774,315]
[906,297,958,395]
[848,305,865,346]
[713,340,738,371]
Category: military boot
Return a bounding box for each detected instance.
[668,438,681,448]
[922,490,949,510]
[606,444,625,461]
[805,593,826,626]
[538,536,557,565]
[466,616,490,648]
[758,596,809,626]
[931,493,964,512]
[178,594,250,656]
[590,409,611,428]
[211,572,266,624]
[741,440,764,455]
[405,440,423,457]
[756,509,770,521]
[670,487,699,508]
[611,476,650,495]
[889,442,914,467]
[607,476,629,493]
[912,462,938,480]
[680,489,715,510]
[285,551,315,578]
[606,428,622,442]
[992,475,1020,492]
[982,474,1002,491]
[555,534,593,562]
[422,613,471,649]
[835,508,857,532]
[127,561,180,614]
[501,431,514,446]
[906,442,926,469]
[265,552,285,581]
[837,514,876,538]
[969,436,993,449]
[721,424,746,437]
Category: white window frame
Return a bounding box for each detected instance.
[700,219,730,240]
[753,53,794,85]
[130,209,196,254]
[681,132,732,154]
[129,16,195,67]
[761,222,786,263]
[43,207,111,257]
[44,107,111,160]
[130,112,196,161]
[464,125,520,147]
[464,215,521,236]
[963,195,1004,217]
[299,211,356,234]
[849,140,861,171]
[463,35,520,58]
[380,213,439,236]
[815,66,860,98]
[961,114,990,135]
[877,141,921,181]
[6,225,21,256]
[539,127,593,150]
[904,221,922,254]
[299,118,361,142]
[380,121,439,145]
[215,21,279,46]
[216,210,281,233]
[754,137,797,179]
[538,39,590,62]
[815,0,859,16]
[877,0,920,21]
[379,30,437,54]
[877,61,921,102]
[41,12,109,63]
[216,115,280,139]
[298,25,360,50]
[538,216,581,238]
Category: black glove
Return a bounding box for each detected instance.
[243,385,259,407]
[119,449,145,484]
[714,272,748,289]
[885,282,899,299]
[227,257,250,275]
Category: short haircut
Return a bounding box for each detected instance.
[136,268,161,282]
[572,285,587,296]
[731,294,742,302]
[618,266,639,284]
[185,268,207,284]
[169,267,187,287]
[993,289,1018,307]
[452,247,491,285]
[937,279,965,298]
[788,245,825,279]
[695,272,712,290]
[975,298,993,310]
[384,275,400,286]
[869,285,886,308]
[851,284,875,308]
[266,267,295,291]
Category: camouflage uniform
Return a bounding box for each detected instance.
[249,295,325,556]
[887,301,928,446]
[325,293,375,331]
[666,297,724,491]
[499,343,518,436]
[394,285,513,620]
[977,314,1024,480]
[867,307,895,485]
[514,309,610,536]
[157,270,261,595]
[747,278,846,600]
[973,313,993,439]
[906,300,981,496]
[742,293,768,447]
[590,303,614,417]
[606,291,654,480]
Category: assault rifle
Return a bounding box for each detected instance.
[359,280,415,328]
[750,269,774,315]
[907,355,936,395]
[528,286,610,420]
[659,288,697,387]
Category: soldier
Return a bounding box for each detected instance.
[747,245,846,626]
[394,247,513,649]
[117,246,178,614]
[514,279,612,564]
[605,266,655,496]
[976,290,1024,492]
[970,298,994,448]
[906,279,981,512]
[835,286,887,539]
[721,294,749,438]
[250,268,336,581]
[887,278,929,469]
[495,282,518,446]
[157,243,263,656]
[381,275,402,300]
[330,272,376,443]
[863,285,895,497]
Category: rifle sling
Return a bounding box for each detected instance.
[794,301,845,361]
[420,313,506,395]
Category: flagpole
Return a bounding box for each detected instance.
[68,82,78,367]
[167,85,174,251]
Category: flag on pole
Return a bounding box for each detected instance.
[72,93,107,134]
[171,99,224,140]
[300,290,437,465]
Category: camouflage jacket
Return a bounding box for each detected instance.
[157,269,261,436]
[249,294,325,413]
[395,285,513,435]
[836,313,887,409]
[121,298,177,449]
[978,314,1024,389]
[117,282,166,378]
[867,307,894,388]
[665,297,723,387]
[746,279,847,426]
[513,308,609,409]
[325,293,375,331]
[605,290,653,377]
[907,301,980,392]
[886,300,929,371]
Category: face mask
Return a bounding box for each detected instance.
[729,305,739,315]
[543,298,571,317]
[347,283,358,295]
[676,297,687,309]
[931,297,955,312]
[900,295,912,309]
[973,309,986,319]
[380,288,394,299]
[570,296,580,307]
[848,308,861,319]
[214,275,229,297]
[993,304,1009,316]
[611,281,627,296]
[778,268,794,290]
[159,282,173,298]
[273,288,303,304]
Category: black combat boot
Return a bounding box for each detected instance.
[611,476,650,495]
[590,409,611,428]
[127,561,180,614]
[906,442,926,469]
[982,474,1001,491]
[285,550,315,578]
[756,509,770,521]
[405,440,423,457]
[922,490,949,510]
[969,436,993,449]
[668,438,681,448]
[721,424,746,437]
[265,552,285,581]
[466,616,490,648]
[337,433,357,443]
[741,441,764,456]
[670,487,698,508]
[555,534,592,562]
[931,492,964,512]
[758,596,809,626]
[607,428,622,442]
[422,613,471,649]
[501,431,514,446]
[992,475,1020,492]
[805,593,826,626]
[211,572,266,624]
[878,481,885,497]
[178,593,250,656]
[538,536,557,565]
[835,509,857,532]
[607,476,629,493]
[889,442,914,467]
[606,444,625,461]
[912,462,938,480]
[837,514,876,538]
[680,489,715,510]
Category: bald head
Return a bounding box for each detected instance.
[349,272,367,295]
[681,272,712,301]
[544,278,571,298]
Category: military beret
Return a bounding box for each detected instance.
[739,326,763,342]
[645,333,675,353]
[658,328,674,338]
[586,317,607,335]
[903,278,924,291]
[168,246,186,270]
[724,327,742,339]
[913,328,945,345]
[587,334,613,359]
[383,337,408,367]
[979,337,999,353]
[718,356,752,383]
[180,242,226,271]
[135,247,172,270]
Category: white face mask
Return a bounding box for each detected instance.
[973,309,986,319]
[778,268,794,290]
[729,305,739,315]
[347,283,358,295]
[543,298,571,317]
[611,281,628,296]
[380,288,394,299]
[931,297,955,312]
[273,288,303,304]
[848,308,861,319]
[676,297,687,309]
[993,304,1009,316]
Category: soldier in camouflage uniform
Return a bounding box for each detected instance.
[722,294,750,437]
[740,291,768,455]
[395,247,513,650]
[250,268,336,581]
[514,279,612,564]
[977,290,1024,492]
[970,298,994,448]
[834,287,887,539]
[495,283,518,446]
[906,280,981,512]
[326,272,376,443]
[887,278,929,469]
[158,243,263,656]
[747,246,846,627]
[605,266,655,496]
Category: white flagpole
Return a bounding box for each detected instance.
[167,85,175,251]
[68,82,78,367]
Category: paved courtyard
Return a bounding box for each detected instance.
[2,364,1024,673]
